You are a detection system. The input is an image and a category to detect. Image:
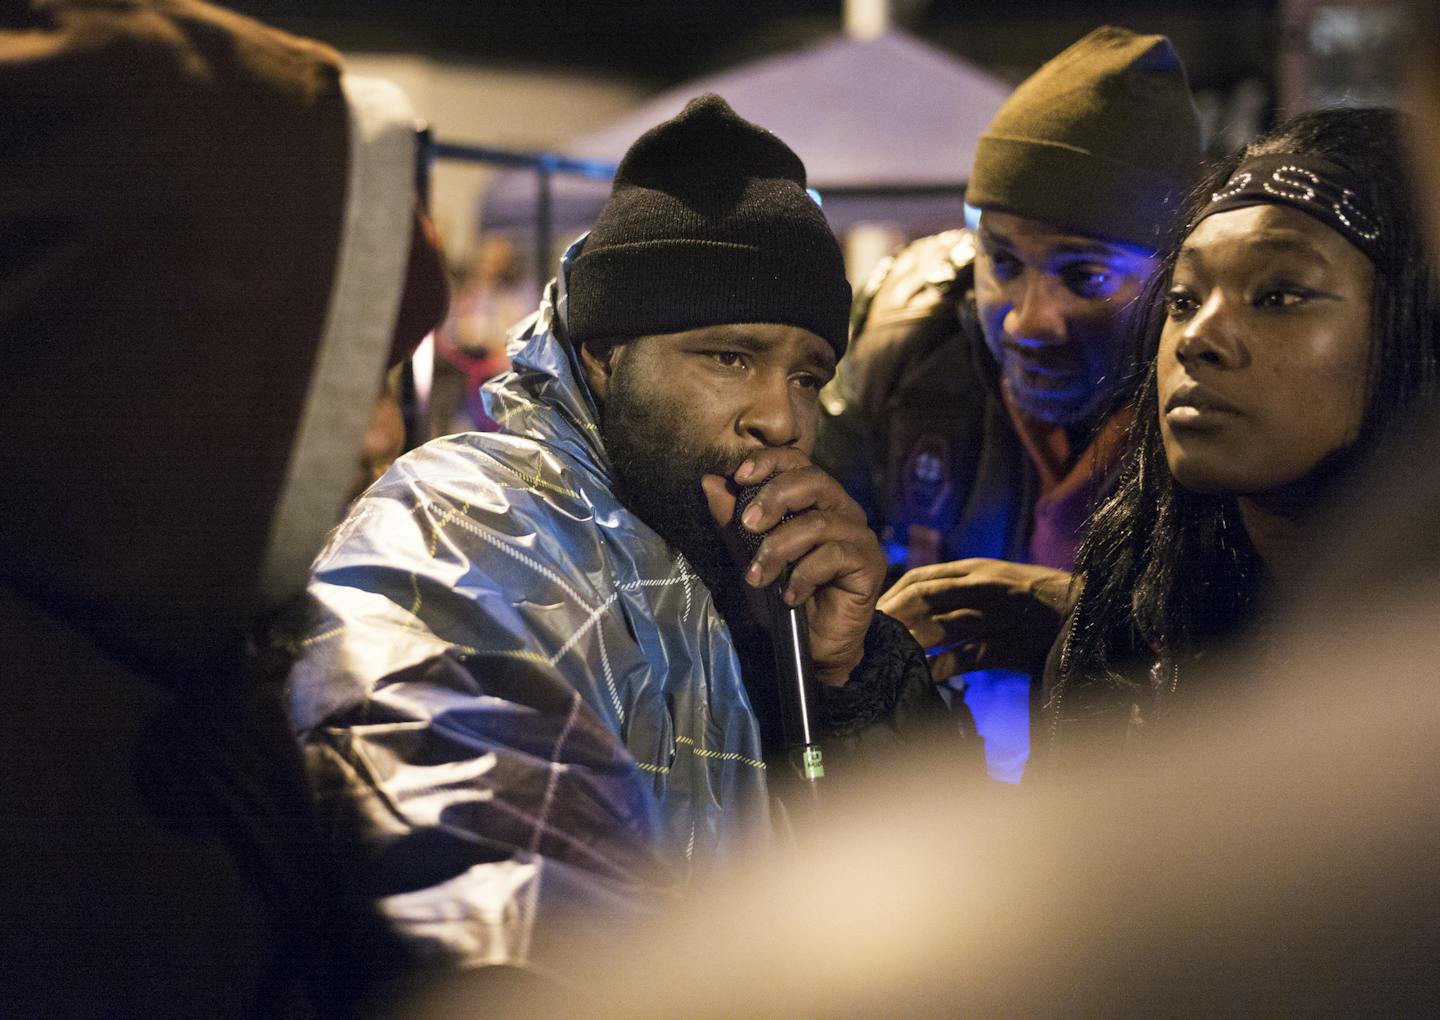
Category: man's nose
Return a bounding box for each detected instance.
[738,372,801,447]
[1003,275,1068,346]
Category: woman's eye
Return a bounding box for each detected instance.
[1061,264,1117,299]
[1163,288,1197,319]
[1256,288,1307,308]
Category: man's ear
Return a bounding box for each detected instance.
[578,338,619,403]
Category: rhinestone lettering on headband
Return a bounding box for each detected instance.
[1195,153,1382,263]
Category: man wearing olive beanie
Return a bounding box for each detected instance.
[291,93,945,973]
[966,25,1203,252]
[815,27,1203,783]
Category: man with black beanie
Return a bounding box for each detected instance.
[289,94,943,975]
[814,27,1204,783]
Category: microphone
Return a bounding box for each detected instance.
[733,483,825,786]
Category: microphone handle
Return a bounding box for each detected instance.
[733,482,825,784]
[767,588,825,784]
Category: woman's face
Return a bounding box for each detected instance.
[1157,203,1375,497]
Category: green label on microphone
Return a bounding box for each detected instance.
[802,746,825,780]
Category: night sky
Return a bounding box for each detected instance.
[220,0,1279,91]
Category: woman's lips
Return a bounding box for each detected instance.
[1164,386,1242,427]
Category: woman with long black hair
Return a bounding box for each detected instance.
[1038,107,1440,772]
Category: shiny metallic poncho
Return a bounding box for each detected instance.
[288,249,773,968]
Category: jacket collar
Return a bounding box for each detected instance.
[483,235,614,478]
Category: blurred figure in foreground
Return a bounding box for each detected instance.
[0,1,446,1013]
[459,553,1440,1015]
[818,27,1204,781]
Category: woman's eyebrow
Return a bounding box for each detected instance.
[1177,235,1334,271]
[1247,235,1335,268]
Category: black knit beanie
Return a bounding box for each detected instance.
[966,26,1203,251]
[566,94,851,358]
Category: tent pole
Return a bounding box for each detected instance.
[536,161,553,285]
[402,123,436,451]
[844,0,889,39]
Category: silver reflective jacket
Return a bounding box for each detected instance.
[289,245,773,968]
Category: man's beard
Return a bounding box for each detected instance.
[600,368,751,622]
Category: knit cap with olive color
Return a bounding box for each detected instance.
[966,26,1203,251]
[566,93,852,358]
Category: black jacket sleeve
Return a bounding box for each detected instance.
[816,611,980,776]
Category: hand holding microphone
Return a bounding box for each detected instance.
[701,446,888,695]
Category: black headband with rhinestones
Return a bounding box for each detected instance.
[1194,153,1383,264]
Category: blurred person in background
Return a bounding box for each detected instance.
[352,370,412,502]
[1038,105,1440,775]
[816,27,1204,781]
[289,94,945,981]
[429,236,531,435]
[0,0,446,1013]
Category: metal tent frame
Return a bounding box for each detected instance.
[415,127,617,285]
[400,126,616,448]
